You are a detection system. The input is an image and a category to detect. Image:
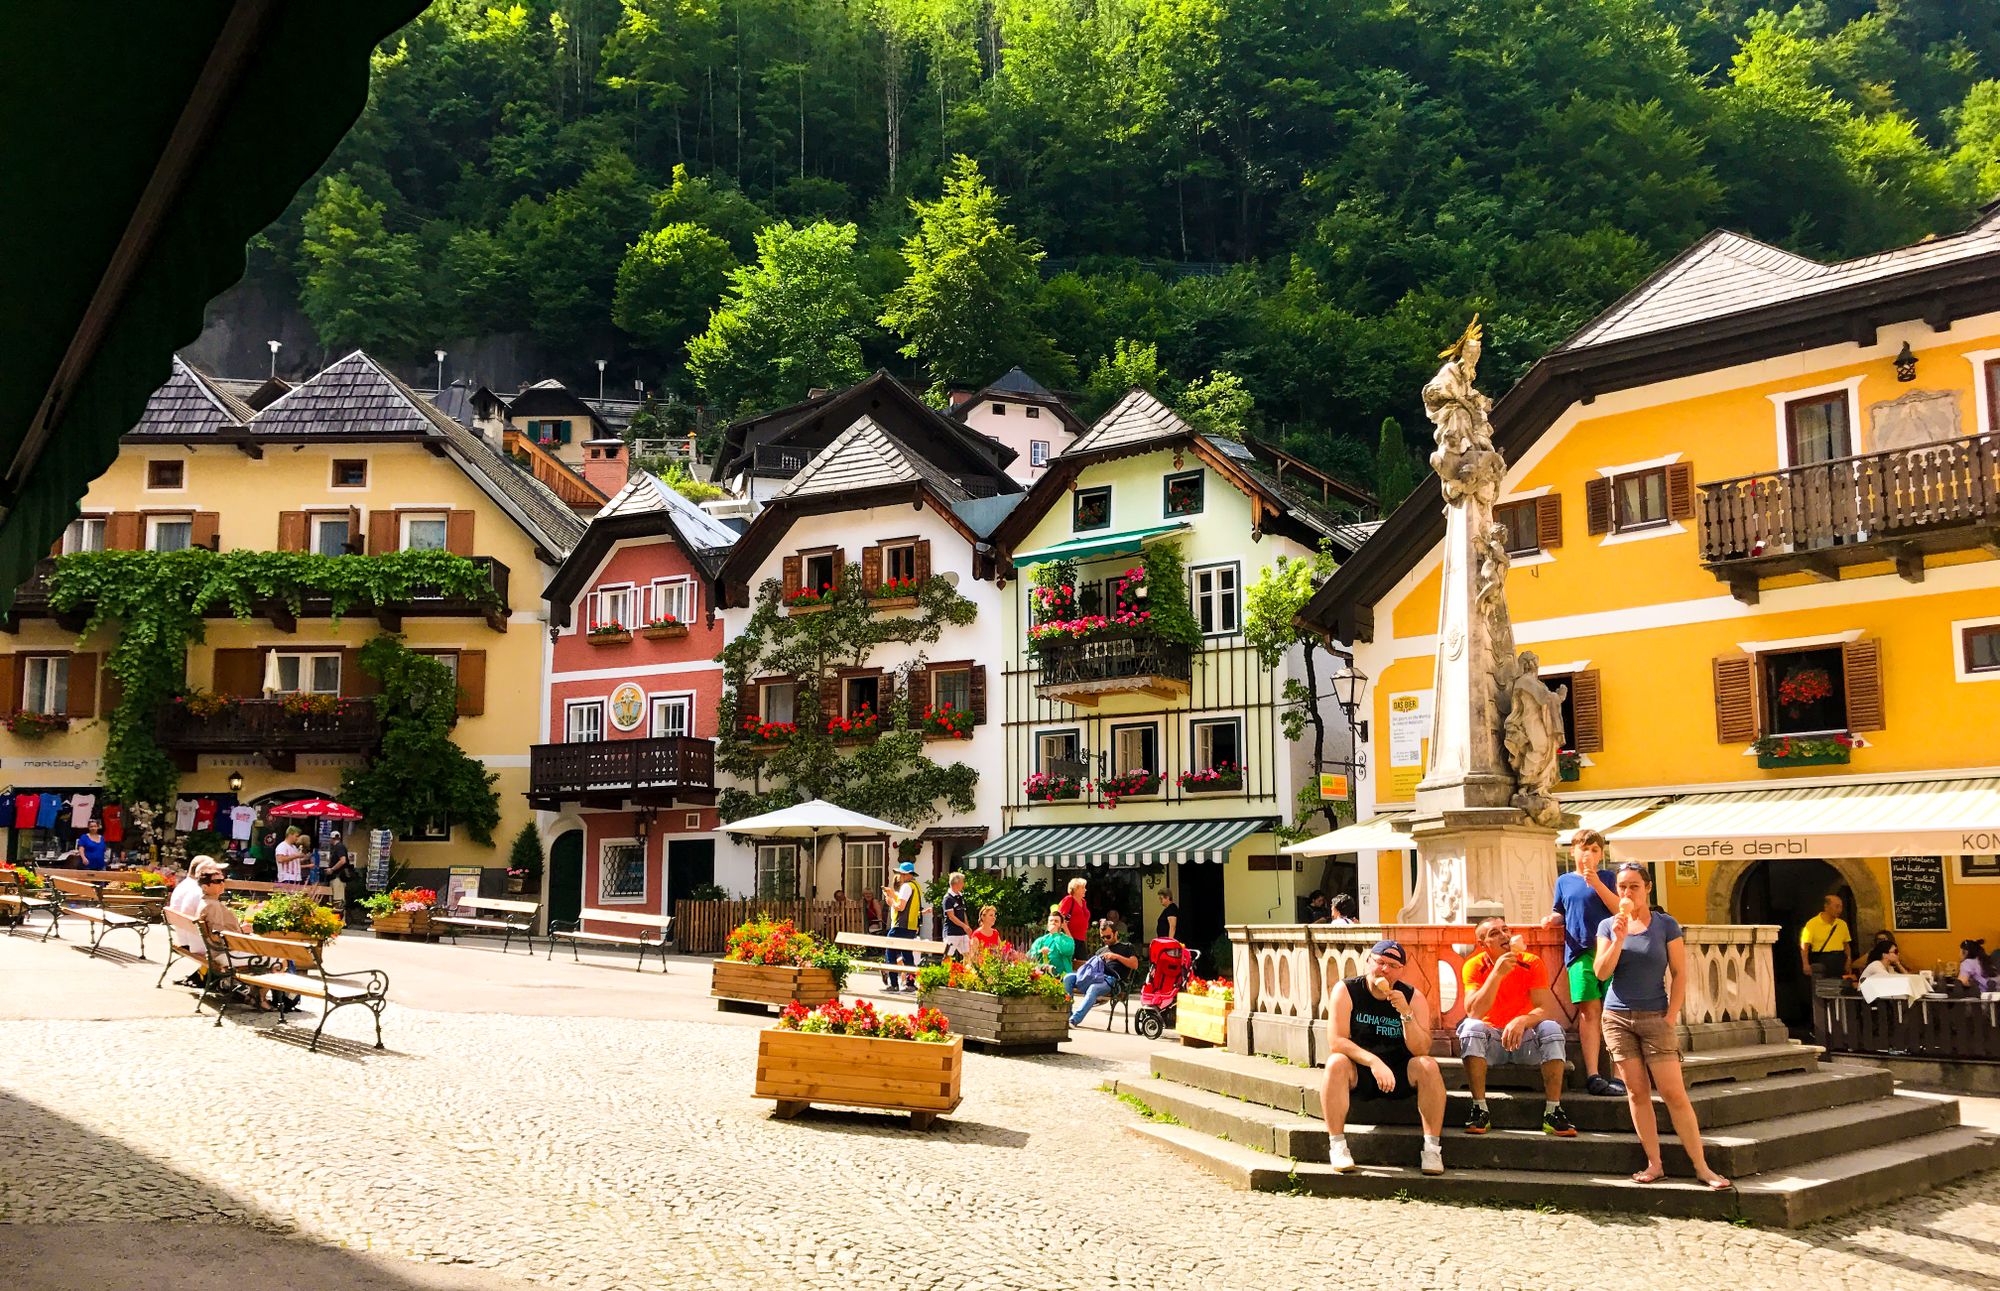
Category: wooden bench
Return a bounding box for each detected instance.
[52,876,151,959]
[220,930,389,1051]
[835,931,949,990]
[158,908,244,1020]
[546,908,675,972]
[431,896,538,954]
[0,872,63,941]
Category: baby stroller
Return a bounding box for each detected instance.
[1133,939,1199,1039]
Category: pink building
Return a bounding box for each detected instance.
[533,472,740,932]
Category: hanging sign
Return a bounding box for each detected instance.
[1319,773,1349,802]
[608,682,647,732]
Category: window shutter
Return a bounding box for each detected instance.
[738,681,761,732]
[1667,462,1695,521]
[830,547,846,590]
[1842,638,1884,732]
[64,653,97,718]
[1712,654,1759,744]
[344,506,362,551]
[102,668,123,714]
[446,510,476,556]
[368,510,398,555]
[277,511,307,552]
[1584,479,1612,536]
[455,649,486,718]
[914,539,932,582]
[1534,494,1563,550]
[1568,669,1601,753]
[105,511,143,551]
[0,656,15,715]
[782,556,801,599]
[878,669,896,722]
[818,672,840,722]
[212,648,262,697]
[340,648,382,698]
[970,664,988,725]
[862,545,883,593]
[905,666,928,718]
[191,512,220,550]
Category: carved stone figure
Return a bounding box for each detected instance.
[1424,317,1507,506]
[1503,650,1568,827]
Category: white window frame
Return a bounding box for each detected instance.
[145,459,186,492]
[405,815,452,843]
[310,513,352,557]
[400,511,450,551]
[1191,562,1241,636]
[1037,728,1080,773]
[842,672,882,718]
[565,699,606,743]
[801,550,837,593]
[1953,615,2000,684]
[594,583,636,631]
[61,516,106,554]
[650,692,695,737]
[648,577,694,625]
[882,542,918,585]
[1030,439,1049,467]
[1025,405,1041,420]
[1768,377,1866,468]
[1110,721,1159,777]
[21,655,69,716]
[761,680,797,725]
[599,839,647,904]
[843,840,887,900]
[756,843,800,899]
[146,514,194,553]
[1190,716,1243,774]
[270,651,342,695]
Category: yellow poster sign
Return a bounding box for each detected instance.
[1385,689,1431,802]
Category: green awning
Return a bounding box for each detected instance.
[1013,522,1190,566]
[966,816,1276,868]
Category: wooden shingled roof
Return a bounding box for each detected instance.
[250,349,441,436]
[124,355,255,436]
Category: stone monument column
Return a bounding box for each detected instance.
[1396,319,1566,924]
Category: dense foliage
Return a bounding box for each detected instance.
[339,635,503,847]
[260,0,2000,485]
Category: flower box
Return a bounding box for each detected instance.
[1026,787,1082,804]
[710,960,840,1012]
[586,628,632,646]
[868,596,919,611]
[1758,748,1851,769]
[785,601,832,616]
[640,622,689,640]
[1178,766,1244,794]
[370,909,433,936]
[1175,991,1231,1047]
[753,1028,963,1129]
[1558,750,1582,783]
[919,985,1068,1053]
[1753,734,1853,769]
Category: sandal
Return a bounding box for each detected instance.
[1700,1174,1733,1191]
[1630,1166,1666,1185]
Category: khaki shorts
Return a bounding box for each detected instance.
[1601,1009,1680,1067]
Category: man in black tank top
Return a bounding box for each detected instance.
[1318,939,1449,1175]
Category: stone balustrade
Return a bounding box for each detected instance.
[1225,921,1781,1064]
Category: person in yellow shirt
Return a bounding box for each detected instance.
[1799,892,1855,980]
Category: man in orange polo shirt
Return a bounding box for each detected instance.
[1457,917,1575,1137]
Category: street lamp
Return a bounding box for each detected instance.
[435,349,447,390]
[227,769,244,794]
[596,358,608,399]
[1894,341,1917,382]
[266,339,281,377]
[1331,660,1370,742]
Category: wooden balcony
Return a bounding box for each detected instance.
[1033,629,1194,706]
[1697,433,2000,603]
[502,429,606,508]
[527,736,717,809]
[156,697,380,773]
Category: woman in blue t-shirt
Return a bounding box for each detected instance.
[1592,863,1730,1191]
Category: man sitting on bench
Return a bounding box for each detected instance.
[167,857,229,986]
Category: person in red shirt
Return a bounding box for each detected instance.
[1056,877,1090,948]
[969,905,1004,955]
[1457,917,1575,1138]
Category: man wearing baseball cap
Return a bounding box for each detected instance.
[1319,938,1449,1175]
[166,857,229,986]
[881,860,924,993]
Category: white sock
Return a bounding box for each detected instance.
[1472,1097,1488,1111]
[1423,1134,1442,1151]
[1329,1133,1347,1148]
[1545,1100,1559,1114]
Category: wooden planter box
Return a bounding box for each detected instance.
[371,909,433,937]
[1176,992,1231,1047]
[586,629,632,646]
[753,1029,963,1128]
[711,960,841,1012]
[867,595,918,611]
[921,985,1069,1053]
[784,601,831,615]
[640,623,689,640]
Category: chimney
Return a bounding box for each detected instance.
[947,389,974,407]
[582,438,630,496]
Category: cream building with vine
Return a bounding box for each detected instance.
[0,352,583,890]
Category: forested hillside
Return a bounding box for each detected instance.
[255,0,2000,486]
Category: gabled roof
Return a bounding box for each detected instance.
[947,366,1088,436]
[543,471,741,623]
[986,367,1055,399]
[776,416,972,505]
[252,350,443,436]
[507,378,613,435]
[125,356,255,436]
[1066,388,1189,454]
[596,470,742,551]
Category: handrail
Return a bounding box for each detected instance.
[1697,430,2000,491]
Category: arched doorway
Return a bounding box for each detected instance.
[1733,859,1851,1035]
[549,829,584,928]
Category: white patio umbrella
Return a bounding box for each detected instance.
[721,800,914,899]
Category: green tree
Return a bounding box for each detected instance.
[1081,338,1169,420]
[341,636,502,848]
[299,174,429,353]
[521,149,653,349]
[614,223,736,356]
[1242,540,1342,835]
[879,155,1061,388]
[1176,370,1254,441]
[687,220,874,413]
[1374,416,1420,511]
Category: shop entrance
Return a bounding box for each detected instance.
[1176,862,1226,968]
[549,830,584,928]
[1733,858,1851,1035]
[666,838,714,909]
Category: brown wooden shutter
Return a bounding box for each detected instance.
[1667,462,1695,521]
[1842,638,1884,732]
[212,648,262,697]
[1713,655,1759,744]
[830,547,845,590]
[277,511,307,552]
[905,666,928,717]
[1567,668,1601,753]
[1534,494,1563,550]
[368,510,397,555]
[344,506,362,551]
[340,648,382,697]
[878,669,895,722]
[781,556,802,599]
[105,511,143,551]
[63,653,97,718]
[818,671,840,722]
[862,545,883,593]
[191,512,220,550]
[0,655,18,715]
[970,664,988,725]
[1584,479,1612,535]
[446,510,476,556]
[455,649,486,717]
[914,539,932,582]
[738,681,761,732]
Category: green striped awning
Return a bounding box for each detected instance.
[965,817,1276,869]
[1012,522,1189,566]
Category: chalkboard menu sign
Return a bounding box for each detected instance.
[1890,855,1948,931]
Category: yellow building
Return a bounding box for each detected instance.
[0,352,584,889]
[1304,209,2000,1026]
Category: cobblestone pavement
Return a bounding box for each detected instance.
[0,935,1995,1290]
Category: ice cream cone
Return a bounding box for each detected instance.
[1510,934,1528,956]
[1618,897,1637,918]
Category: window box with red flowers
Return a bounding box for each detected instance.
[919,704,973,740]
[739,718,797,747]
[1558,749,1581,782]
[279,691,355,719]
[586,622,632,646]
[785,586,834,614]
[1177,763,1243,794]
[1,711,70,740]
[1097,768,1158,804]
[754,1000,962,1128]
[827,705,881,742]
[1024,773,1085,803]
[868,576,925,610]
[176,689,236,719]
[1754,733,1853,769]
[641,616,688,640]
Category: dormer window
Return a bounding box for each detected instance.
[991,402,1007,415]
[1025,405,1040,419]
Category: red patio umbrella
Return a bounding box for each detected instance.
[266,798,364,820]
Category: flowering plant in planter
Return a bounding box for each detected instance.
[1,864,46,890]
[915,946,1066,1000]
[124,869,172,892]
[1558,749,1582,780]
[280,691,351,718]
[175,689,235,719]
[361,887,437,916]
[587,621,630,638]
[2,710,70,738]
[870,576,924,600]
[642,614,682,630]
[1777,667,1833,709]
[826,705,879,738]
[1752,733,1854,766]
[1097,768,1157,804]
[785,585,832,608]
[1178,762,1243,792]
[740,717,797,744]
[919,703,973,738]
[1182,975,1234,1006]
[244,892,344,941]
[777,998,952,1042]
[1024,772,1086,802]
[724,917,853,988]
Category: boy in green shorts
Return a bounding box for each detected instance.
[1545,828,1627,1096]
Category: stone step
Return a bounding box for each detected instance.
[1112,1077,1957,1177]
[1733,1126,2000,1228]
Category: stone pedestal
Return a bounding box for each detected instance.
[1397,808,1557,925]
